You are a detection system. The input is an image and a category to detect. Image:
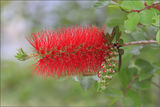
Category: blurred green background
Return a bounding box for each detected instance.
[1,1,160,106]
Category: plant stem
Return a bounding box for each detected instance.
[122,40,158,47]
[123,74,138,96]
[152,81,160,89]
[26,40,158,59]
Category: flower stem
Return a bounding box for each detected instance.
[122,40,158,47]
[26,40,158,59]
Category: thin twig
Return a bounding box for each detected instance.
[122,40,158,47]
[152,81,160,89]
[123,74,139,96]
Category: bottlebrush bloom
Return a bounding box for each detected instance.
[27,25,112,78]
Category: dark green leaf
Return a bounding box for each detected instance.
[111,26,121,42]
[123,90,141,107]
[133,78,152,90]
[135,59,154,81]
[105,88,123,97]
[119,39,124,46]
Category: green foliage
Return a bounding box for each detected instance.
[135,59,154,81]
[123,90,141,107]
[156,29,160,44]
[2,0,160,106]
[124,12,140,31]
[146,0,153,6]
[15,48,28,61]
[134,78,152,90]
[139,9,155,25]
[152,10,160,27]
[120,1,145,11]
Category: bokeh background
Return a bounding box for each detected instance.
[1,1,160,106]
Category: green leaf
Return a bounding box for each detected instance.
[133,78,152,90]
[109,97,119,107]
[153,62,160,74]
[120,1,145,11]
[123,90,141,107]
[105,88,123,97]
[15,48,28,61]
[124,12,140,31]
[135,59,154,81]
[119,39,124,46]
[156,29,160,44]
[146,0,153,6]
[118,68,131,88]
[152,14,160,27]
[107,18,124,27]
[110,26,122,42]
[139,9,155,25]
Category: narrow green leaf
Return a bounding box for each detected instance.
[110,26,121,42]
[109,97,119,107]
[15,48,28,61]
[124,12,140,31]
[109,26,117,42]
[119,39,124,46]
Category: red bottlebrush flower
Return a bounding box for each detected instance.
[27,25,111,78]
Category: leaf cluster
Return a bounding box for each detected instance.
[15,48,28,61]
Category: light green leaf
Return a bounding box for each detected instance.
[120,1,145,11]
[146,0,153,6]
[109,97,119,107]
[156,29,160,44]
[124,12,140,31]
[139,9,155,25]
[152,8,160,26]
[152,15,160,26]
